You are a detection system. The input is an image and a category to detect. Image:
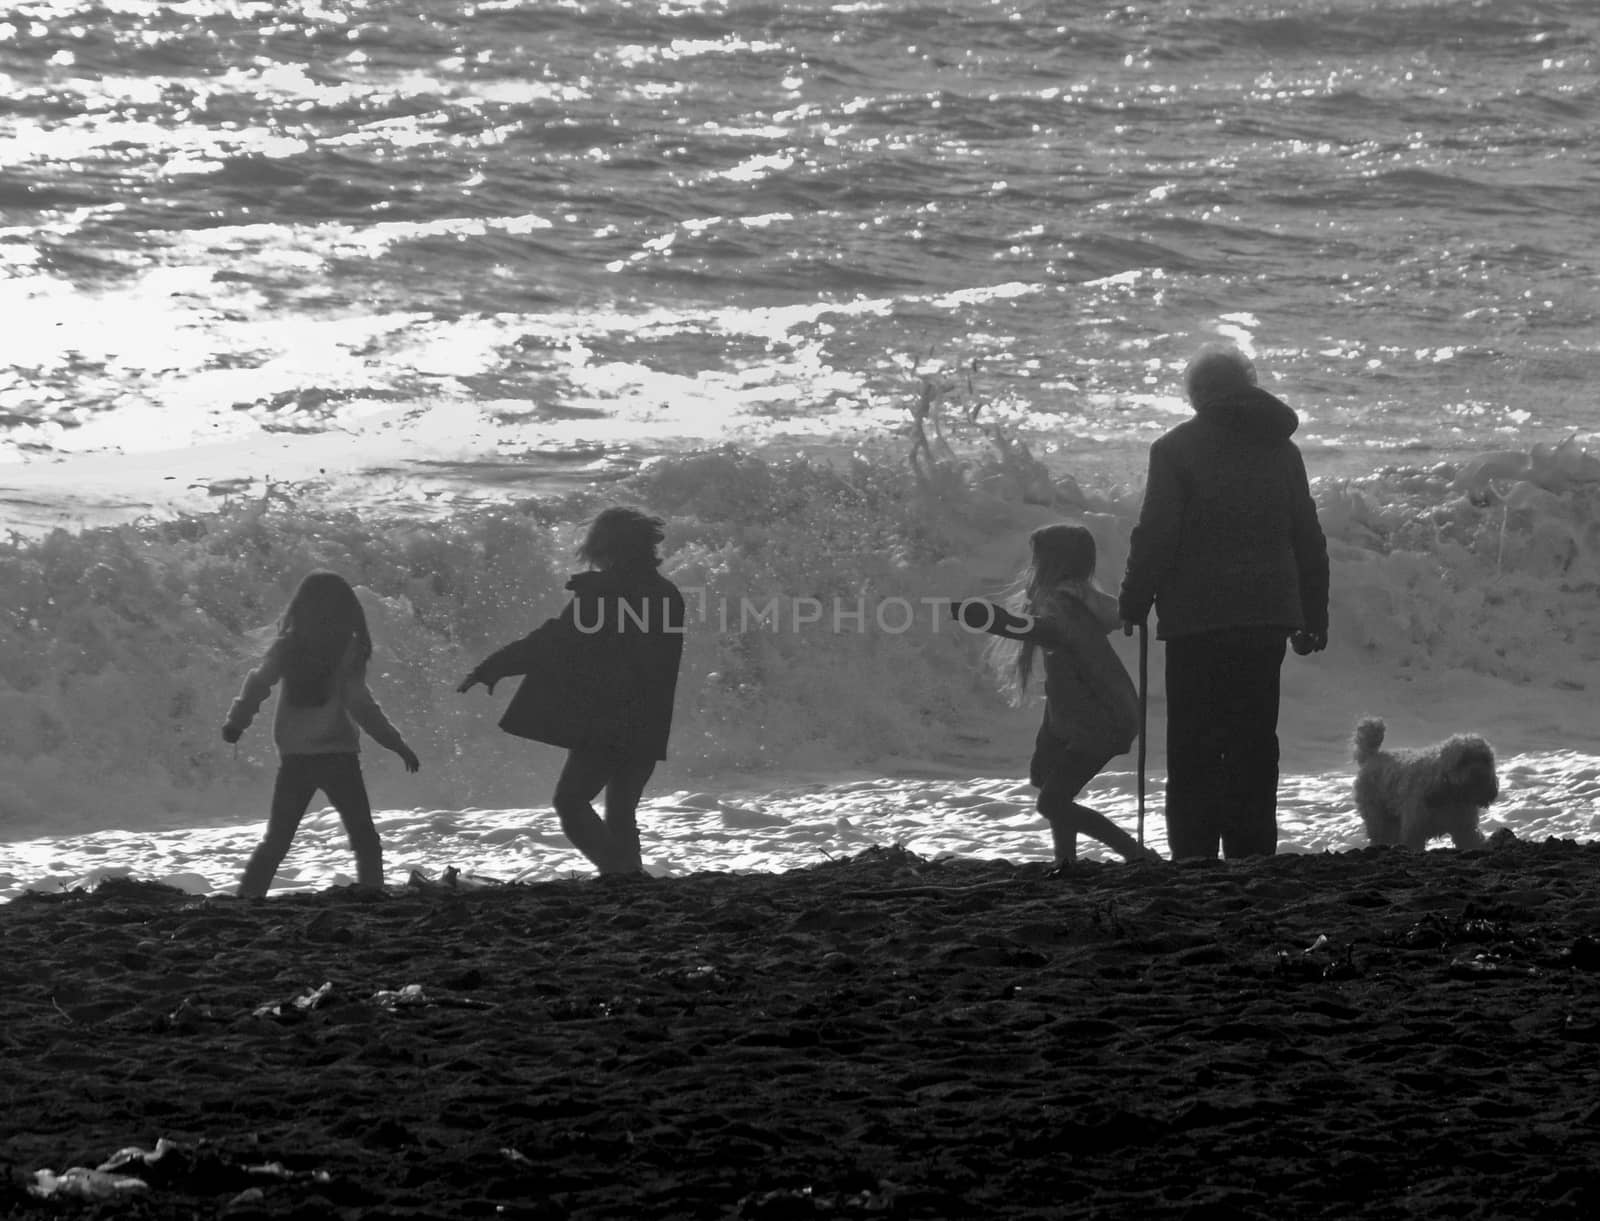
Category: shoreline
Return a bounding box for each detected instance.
[5,723,1598,902]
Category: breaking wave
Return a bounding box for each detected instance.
[4,427,1600,838]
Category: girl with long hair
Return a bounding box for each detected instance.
[953,523,1155,867]
[223,570,420,897]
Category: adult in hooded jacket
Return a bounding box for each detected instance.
[1118,344,1329,860]
[458,507,686,875]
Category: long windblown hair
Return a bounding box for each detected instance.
[988,523,1099,704]
[277,570,372,707]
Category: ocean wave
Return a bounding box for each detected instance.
[1176,5,1571,57]
[4,0,1599,841]
[4,430,1599,840]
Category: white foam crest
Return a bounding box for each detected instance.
[4,437,1600,858]
[709,152,797,183]
[6,0,201,22]
[0,277,441,458]
[169,211,556,266]
[611,34,784,72]
[0,113,305,170]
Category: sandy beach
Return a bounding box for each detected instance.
[7,2,1600,1215]
[6,836,1600,1218]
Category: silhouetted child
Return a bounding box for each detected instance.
[222,570,420,898]
[952,523,1155,867]
[458,507,686,876]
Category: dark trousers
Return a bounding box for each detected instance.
[240,752,382,898]
[1163,628,1287,860]
[1032,724,1145,864]
[552,748,657,875]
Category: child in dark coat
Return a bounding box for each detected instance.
[953,524,1155,867]
[458,507,685,876]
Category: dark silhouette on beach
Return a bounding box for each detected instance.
[1118,343,1329,860]
[953,523,1155,867]
[222,570,420,898]
[459,507,686,876]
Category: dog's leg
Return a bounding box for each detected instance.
[1360,798,1400,846]
[1399,802,1435,850]
[1448,813,1487,851]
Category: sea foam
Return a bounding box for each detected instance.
[3,431,1599,842]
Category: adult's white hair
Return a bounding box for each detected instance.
[1184,343,1258,407]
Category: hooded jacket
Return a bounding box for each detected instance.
[1118,385,1329,641]
[954,585,1140,759]
[225,634,408,757]
[470,565,686,760]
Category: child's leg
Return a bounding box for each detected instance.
[552,749,628,874]
[1034,729,1085,866]
[321,754,383,889]
[1059,801,1151,862]
[1041,810,1078,867]
[1039,749,1151,863]
[601,757,657,874]
[240,757,317,898]
[1037,757,1097,866]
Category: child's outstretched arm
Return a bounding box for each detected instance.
[457,608,573,694]
[949,598,1070,649]
[221,645,282,743]
[345,673,421,773]
[456,637,534,695]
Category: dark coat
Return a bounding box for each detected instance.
[953,591,1139,759]
[1118,385,1329,641]
[472,565,686,760]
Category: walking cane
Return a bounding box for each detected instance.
[1137,620,1149,849]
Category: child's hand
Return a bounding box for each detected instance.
[396,744,421,773]
[456,669,496,695]
[222,725,242,744]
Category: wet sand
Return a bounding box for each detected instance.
[4,836,1600,1218]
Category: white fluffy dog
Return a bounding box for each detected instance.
[1351,717,1499,850]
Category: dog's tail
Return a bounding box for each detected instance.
[1353,717,1386,763]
